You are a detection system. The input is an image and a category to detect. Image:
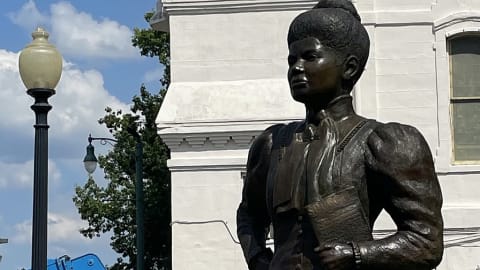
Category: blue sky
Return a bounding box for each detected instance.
[0,1,163,269]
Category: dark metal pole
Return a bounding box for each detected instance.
[28,88,55,270]
[135,136,144,270]
[88,130,144,269]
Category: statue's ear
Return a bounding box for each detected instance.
[342,55,360,81]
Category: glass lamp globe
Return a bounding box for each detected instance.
[83,143,98,174]
[18,27,63,90]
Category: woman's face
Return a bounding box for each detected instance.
[287,37,344,105]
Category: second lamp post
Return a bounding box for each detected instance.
[83,133,144,270]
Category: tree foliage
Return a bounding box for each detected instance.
[73,12,171,270]
[132,12,170,87]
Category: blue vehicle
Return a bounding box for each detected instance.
[45,254,106,270]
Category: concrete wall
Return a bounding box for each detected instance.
[153,0,480,269]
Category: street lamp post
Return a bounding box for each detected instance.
[0,238,7,264]
[132,132,144,270]
[18,28,62,270]
[83,133,144,270]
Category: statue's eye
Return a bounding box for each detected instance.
[304,52,320,61]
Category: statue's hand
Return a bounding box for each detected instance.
[250,259,270,270]
[315,242,355,270]
[248,248,272,270]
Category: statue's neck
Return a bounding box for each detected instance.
[305,95,355,125]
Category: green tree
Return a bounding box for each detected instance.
[132,12,170,87]
[73,12,171,270]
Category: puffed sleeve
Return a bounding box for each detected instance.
[237,125,281,268]
[359,123,443,270]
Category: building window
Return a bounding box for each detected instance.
[449,35,480,162]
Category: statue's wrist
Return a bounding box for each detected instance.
[348,241,362,270]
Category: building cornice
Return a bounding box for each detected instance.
[161,130,257,151]
[151,0,434,32]
[158,120,292,171]
[167,157,247,172]
[162,0,318,15]
[158,120,287,151]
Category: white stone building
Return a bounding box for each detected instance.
[150,0,480,269]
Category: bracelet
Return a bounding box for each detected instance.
[348,241,362,270]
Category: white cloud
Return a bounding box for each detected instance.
[51,65,128,137]
[9,211,118,266]
[0,50,31,129]
[0,160,61,189]
[7,0,48,31]
[48,213,88,243]
[12,212,89,244]
[50,2,137,59]
[9,1,137,60]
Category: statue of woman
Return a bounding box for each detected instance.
[236,1,444,269]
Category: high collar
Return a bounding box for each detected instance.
[307,95,356,124]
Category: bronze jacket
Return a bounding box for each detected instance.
[237,96,443,270]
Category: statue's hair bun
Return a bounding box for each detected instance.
[313,0,361,22]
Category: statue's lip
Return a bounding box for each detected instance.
[290,78,308,86]
[290,82,308,91]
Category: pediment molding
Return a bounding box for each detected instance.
[434,11,480,32]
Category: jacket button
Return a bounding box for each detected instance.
[298,229,303,235]
[295,264,302,270]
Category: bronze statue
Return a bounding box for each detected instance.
[236,1,444,269]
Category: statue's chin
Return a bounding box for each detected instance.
[290,92,334,106]
[290,93,308,104]
[290,87,310,103]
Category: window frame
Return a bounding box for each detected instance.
[432,12,480,172]
[448,33,480,164]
